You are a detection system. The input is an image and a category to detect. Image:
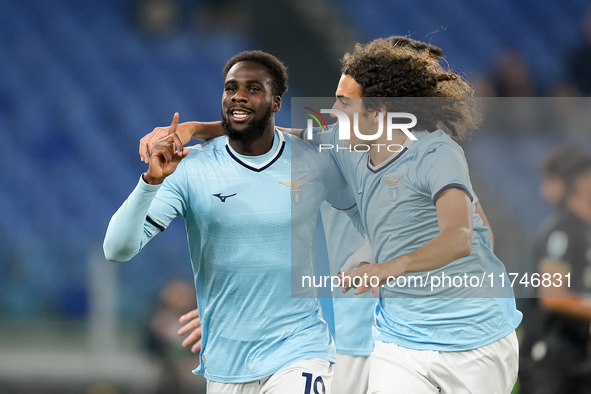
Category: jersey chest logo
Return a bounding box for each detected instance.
[212,193,237,202]
[280,180,310,204]
[381,175,404,201]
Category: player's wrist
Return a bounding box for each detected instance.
[177,121,199,143]
[142,172,164,185]
[384,255,411,277]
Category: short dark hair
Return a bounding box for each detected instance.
[542,145,591,194]
[385,35,443,59]
[222,50,288,97]
[341,39,478,140]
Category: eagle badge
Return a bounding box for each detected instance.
[280,180,310,204]
[381,175,404,201]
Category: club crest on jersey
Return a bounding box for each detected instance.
[381,175,404,201]
[280,180,310,204]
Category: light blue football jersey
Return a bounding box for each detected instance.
[104,130,357,383]
[319,202,376,356]
[310,127,522,351]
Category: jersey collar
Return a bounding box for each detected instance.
[225,129,286,172]
[367,135,415,174]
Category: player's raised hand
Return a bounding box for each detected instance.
[139,113,193,163]
[178,308,202,353]
[143,113,189,185]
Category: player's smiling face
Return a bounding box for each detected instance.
[222,61,280,131]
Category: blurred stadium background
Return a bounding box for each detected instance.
[1,0,591,392]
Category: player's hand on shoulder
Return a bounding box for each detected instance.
[178,308,202,353]
[143,113,190,185]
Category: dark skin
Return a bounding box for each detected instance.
[142,61,282,185]
[222,60,281,155]
[142,112,188,185]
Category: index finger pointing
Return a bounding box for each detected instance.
[170,112,179,134]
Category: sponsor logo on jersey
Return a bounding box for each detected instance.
[212,193,237,202]
[427,144,443,155]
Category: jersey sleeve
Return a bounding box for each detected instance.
[103,168,188,262]
[323,154,356,211]
[341,203,367,239]
[414,141,474,205]
[303,124,341,160]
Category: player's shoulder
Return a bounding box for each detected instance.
[413,130,461,152]
[534,210,585,258]
[544,209,586,236]
[284,131,337,173]
[176,136,227,175]
[284,130,324,156]
[184,136,226,157]
[411,130,465,160]
[284,130,310,147]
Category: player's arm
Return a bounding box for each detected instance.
[139,121,300,162]
[475,201,495,250]
[104,114,188,262]
[538,259,591,320]
[341,188,472,296]
[139,121,221,163]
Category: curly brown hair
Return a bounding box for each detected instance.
[385,35,443,59]
[341,39,479,140]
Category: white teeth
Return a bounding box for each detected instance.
[232,110,250,118]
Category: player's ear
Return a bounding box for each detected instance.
[273,96,282,113]
[372,107,387,125]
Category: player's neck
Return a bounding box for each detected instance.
[368,130,409,166]
[229,127,276,156]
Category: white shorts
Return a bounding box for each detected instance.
[207,358,333,394]
[332,354,370,394]
[367,331,519,394]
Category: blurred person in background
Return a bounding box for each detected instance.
[145,280,204,394]
[490,48,538,97]
[519,146,591,394]
[539,146,591,208]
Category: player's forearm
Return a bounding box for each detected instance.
[177,121,223,143]
[537,258,591,318]
[276,126,303,137]
[384,227,472,275]
[103,177,160,262]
